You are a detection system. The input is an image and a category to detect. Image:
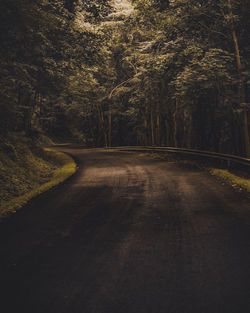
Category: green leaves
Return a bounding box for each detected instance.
[174,48,235,96]
[1,0,249,153]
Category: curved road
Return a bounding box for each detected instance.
[0,146,250,313]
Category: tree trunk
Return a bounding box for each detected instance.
[150,103,155,146]
[165,119,170,146]
[156,100,160,145]
[108,107,112,147]
[242,109,249,156]
[97,104,108,147]
[173,97,179,147]
[187,113,192,149]
[88,114,95,146]
[227,0,250,156]
[144,101,149,145]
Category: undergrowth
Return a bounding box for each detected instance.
[209,168,250,193]
[0,133,76,218]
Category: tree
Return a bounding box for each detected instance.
[1,0,249,156]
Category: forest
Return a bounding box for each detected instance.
[0,0,250,156]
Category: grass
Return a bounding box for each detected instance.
[0,134,76,219]
[141,151,250,193]
[209,168,250,192]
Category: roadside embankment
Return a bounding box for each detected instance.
[0,133,76,219]
[209,168,250,193]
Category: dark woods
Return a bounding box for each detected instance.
[0,0,249,156]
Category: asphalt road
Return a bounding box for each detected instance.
[0,147,250,313]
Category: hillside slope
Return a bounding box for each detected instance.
[0,133,76,218]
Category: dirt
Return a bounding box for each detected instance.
[0,146,250,313]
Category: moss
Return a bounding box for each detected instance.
[209,168,250,192]
[0,135,76,219]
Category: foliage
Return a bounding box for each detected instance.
[0,134,76,218]
[0,0,249,155]
[209,168,250,193]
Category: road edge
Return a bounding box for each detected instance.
[139,151,250,194]
[0,148,77,220]
[208,168,250,193]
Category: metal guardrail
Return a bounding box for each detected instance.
[109,146,250,169]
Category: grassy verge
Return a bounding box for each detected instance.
[0,134,76,219]
[209,168,250,193]
[141,152,250,193]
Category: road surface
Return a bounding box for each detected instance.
[0,146,250,313]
